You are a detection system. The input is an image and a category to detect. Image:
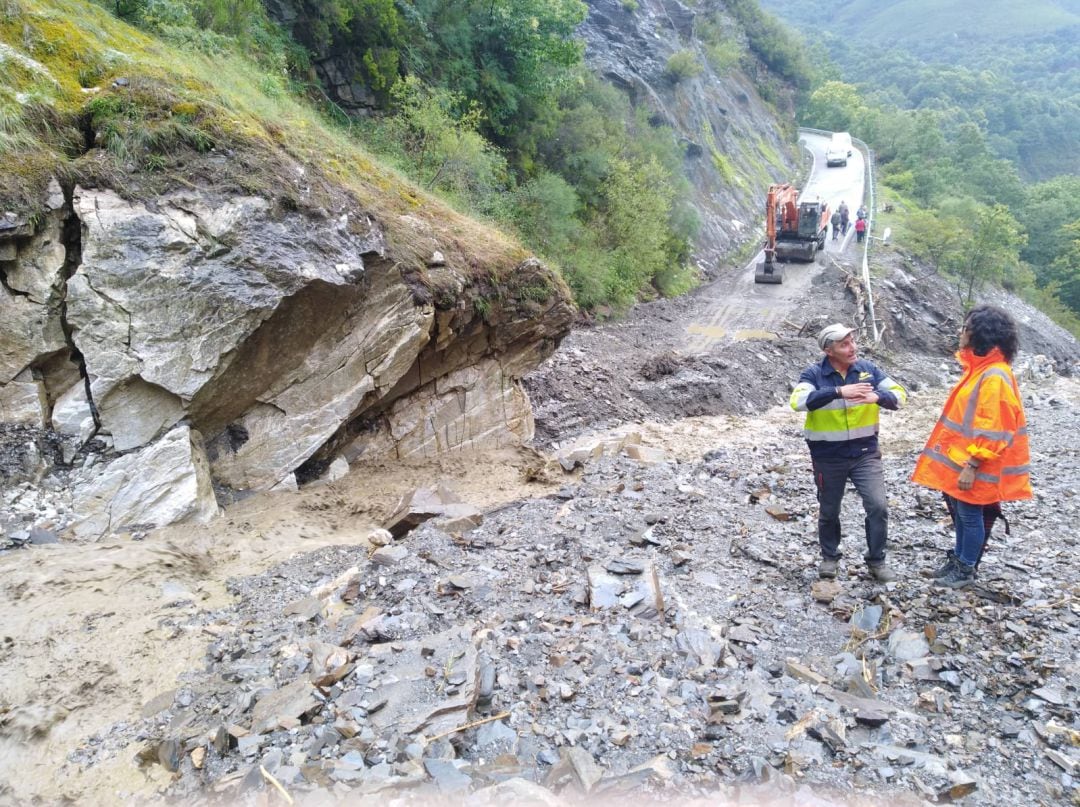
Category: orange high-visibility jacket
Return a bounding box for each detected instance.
[912,347,1032,504]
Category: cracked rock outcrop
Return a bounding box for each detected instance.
[1,180,573,537]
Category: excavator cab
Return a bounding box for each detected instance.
[797,201,825,239]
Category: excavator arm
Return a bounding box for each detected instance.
[756,183,799,284]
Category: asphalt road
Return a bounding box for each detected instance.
[684,130,866,349]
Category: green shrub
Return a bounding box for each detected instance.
[473,296,493,321]
[375,77,509,211]
[665,50,704,83]
[697,15,742,74]
[511,172,583,258]
[711,149,736,184]
[561,242,611,311]
[138,0,194,30]
[653,261,698,297]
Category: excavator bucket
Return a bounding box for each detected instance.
[755,261,784,284]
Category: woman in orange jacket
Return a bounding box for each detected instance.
[911,305,1032,589]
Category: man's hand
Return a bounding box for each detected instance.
[958,465,976,490]
[838,382,873,400]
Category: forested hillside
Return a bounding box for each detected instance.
[772,0,1080,43]
[759,0,1080,332]
[762,0,1080,182]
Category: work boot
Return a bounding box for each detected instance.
[933,560,975,590]
[921,550,959,579]
[818,558,839,579]
[868,563,896,583]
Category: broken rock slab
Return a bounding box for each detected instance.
[365,624,479,739]
[811,580,842,603]
[557,429,646,470]
[588,562,664,620]
[384,484,482,538]
[69,424,219,539]
[434,503,483,535]
[886,629,930,663]
[623,444,668,464]
[0,380,46,427]
[50,380,94,437]
[250,678,321,734]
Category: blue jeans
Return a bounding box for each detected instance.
[952,498,986,567]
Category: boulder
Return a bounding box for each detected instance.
[69,424,219,538]
[3,162,573,534]
[50,381,94,436]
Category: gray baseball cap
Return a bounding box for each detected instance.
[818,323,856,349]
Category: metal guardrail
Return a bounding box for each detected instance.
[798,127,880,343]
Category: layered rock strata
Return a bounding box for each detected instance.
[0,182,572,536]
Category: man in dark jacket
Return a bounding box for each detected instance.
[790,324,908,581]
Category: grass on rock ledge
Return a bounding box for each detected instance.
[0,0,553,294]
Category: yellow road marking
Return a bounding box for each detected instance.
[686,325,778,341]
[687,324,727,338]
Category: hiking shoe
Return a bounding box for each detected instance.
[933,560,975,590]
[818,558,839,579]
[868,563,896,583]
[921,550,959,579]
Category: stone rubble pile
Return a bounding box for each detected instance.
[74,376,1079,806]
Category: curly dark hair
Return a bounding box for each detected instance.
[964,304,1019,363]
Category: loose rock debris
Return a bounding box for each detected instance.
[65,373,1080,807]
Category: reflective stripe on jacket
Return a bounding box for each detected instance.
[790,357,907,459]
[911,347,1032,504]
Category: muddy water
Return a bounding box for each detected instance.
[0,446,561,803]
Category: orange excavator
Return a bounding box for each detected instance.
[755,183,830,284]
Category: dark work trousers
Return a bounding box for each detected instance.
[811,451,888,564]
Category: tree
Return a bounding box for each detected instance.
[598,157,676,305]
[511,172,582,258]
[1043,220,1080,313]
[943,203,1027,309]
[403,0,586,137]
[1016,175,1080,270]
[905,209,966,270]
[386,77,507,206]
[288,0,405,98]
[802,81,864,133]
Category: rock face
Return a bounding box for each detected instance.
[0,179,572,535]
[0,181,70,427]
[263,0,800,275]
[579,0,800,270]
